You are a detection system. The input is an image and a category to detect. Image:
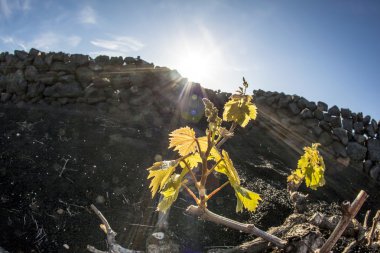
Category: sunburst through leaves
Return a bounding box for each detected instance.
[146,78,261,213]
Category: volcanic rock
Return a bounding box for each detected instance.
[43,82,82,98]
[346,142,367,161]
[328,105,340,116]
[367,139,380,162]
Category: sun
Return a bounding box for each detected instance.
[164,27,227,89]
[177,49,213,83]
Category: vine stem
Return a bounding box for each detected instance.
[186,205,287,248]
[182,183,200,204]
[198,131,213,209]
[207,158,224,176]
[216,122,237,149]
[184,161,199,189]
[195,138,203,157]
[206,181,229,201]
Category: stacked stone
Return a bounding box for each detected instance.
[1,49,379,182]
[253,90,380,181]
[0,49,185,128]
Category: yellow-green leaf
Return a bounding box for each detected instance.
[248,103,257,120]
[197,136,208,154]
[223,95,257,127]
[212,149,261,212]
[233,185,261,212]
[168,127,198,156]
[157,174,182,213]
[214,150,240,185]
[209,146,222,162]
[287,169,304,186]
[147,160,177,198]
[304,164,325,190]
[179,153,202,170]
[288,143,326,190]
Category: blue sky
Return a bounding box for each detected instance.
[1,0,379,120]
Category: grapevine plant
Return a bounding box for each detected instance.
[146,78,261,213]
[145,78,327,249]
[89,78,369,253]
[287,143,326,191]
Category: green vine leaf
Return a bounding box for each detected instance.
[223,95,257,127]
[179,153,202,170]
[214,150,240,185]
[233,184,261,213]
[214,150,261,212]
[157,166,190,213]
[147,160,177,198]
[169,127,198,156]
[157,174,183,213]
[287,143,325,190]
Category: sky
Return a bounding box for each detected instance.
[1,0,380,120]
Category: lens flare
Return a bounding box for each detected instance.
[178,82,207,123]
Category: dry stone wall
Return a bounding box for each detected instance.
[253,90,380,181]
[0,48,198,130]
[0,49,379,182]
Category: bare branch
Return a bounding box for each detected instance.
[364,210,371,230]
[367,210,380,246]
[342,240,358,253]
[309,212,358,237]
[186,205,287,248]
[87,204,142,253]
[317,190,368,253]
[90,204,117,245]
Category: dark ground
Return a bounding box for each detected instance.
[0,103,379,253]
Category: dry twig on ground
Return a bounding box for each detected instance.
[317,190,368,253]
[87,204,142,253]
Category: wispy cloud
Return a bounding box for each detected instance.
[90,36,144,56]
[29,32,83,50]
[1,36,14,44]
[1,32,81,51]
[0,0,30,18]
[89,51,131,57]
[1,35,27,50]
[79,5,96,24]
